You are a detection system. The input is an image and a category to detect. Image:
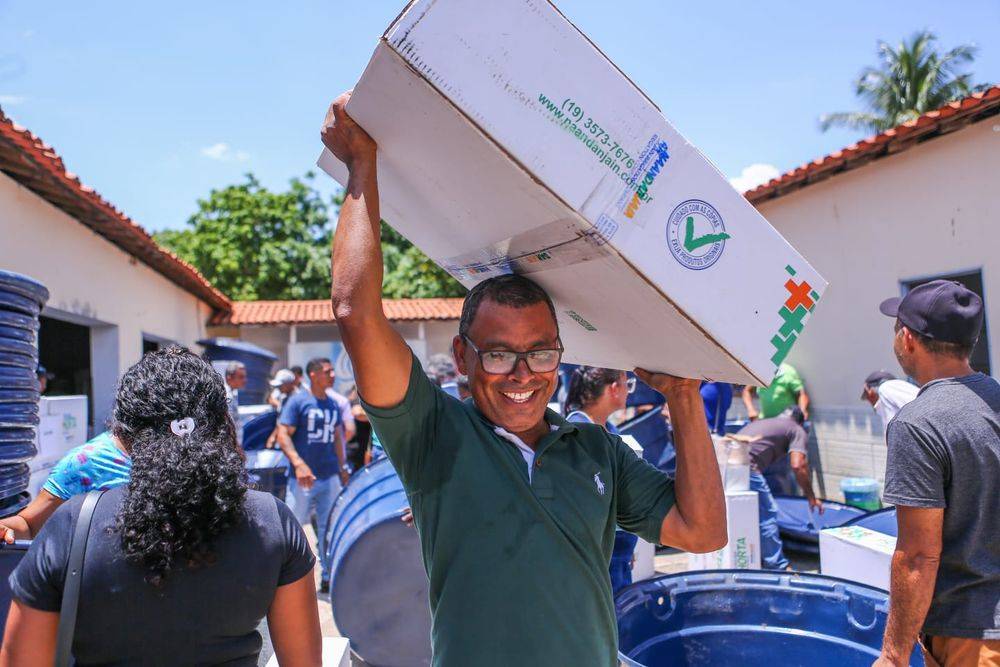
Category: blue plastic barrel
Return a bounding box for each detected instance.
[0,541,30,639]
[627,373,665,408]
[619,409,675,476]
[616,570,923,666]
[844,507,898,537]
[774,495,866,554]
[197,338,278,405]
[324,458,431,667]
[241,411,278,452]
[841,478,882,511]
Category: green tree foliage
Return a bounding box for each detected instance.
[156,173,333,300]
[820,31,986,133]
[156,173,464,300]
[379,222,466,298]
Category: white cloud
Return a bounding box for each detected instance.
[729,163,781,193]
[0,95,27,106]
[22,30,35,39]
[200,142,250,162]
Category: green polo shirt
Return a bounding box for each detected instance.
[363,353,676,666]
[758,362,804,418]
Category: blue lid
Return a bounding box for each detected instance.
[0,271,49,307]
[0,337,37,358]
[0,442,37,465]
[0,310,38,333]
[0,491,31,518]
[0,369,38,391]
[0,390,40,404]
[0,464,29,499]
[0,352,36,371]
[0,427,34,443]
[0,291,42,317]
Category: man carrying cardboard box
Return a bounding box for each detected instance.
[874,281,1000,666]
[321,93,726,666]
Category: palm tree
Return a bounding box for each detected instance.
[820,30,985,133]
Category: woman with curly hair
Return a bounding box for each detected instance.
[1,347,322,666]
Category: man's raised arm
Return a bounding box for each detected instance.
[322,92,413,408]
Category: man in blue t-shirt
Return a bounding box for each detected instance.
[277,357,347,593]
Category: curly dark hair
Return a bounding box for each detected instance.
[112,346,247,587]
[564,366,622,415]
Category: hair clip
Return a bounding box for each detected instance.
[170,417,196,437]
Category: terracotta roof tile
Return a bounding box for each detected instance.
[0,108,231,311]
[211,298,464,326]
[746,86,1000,205]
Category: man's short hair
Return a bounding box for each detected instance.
[459,274,558,340]
[290,365,304,376]
[306,357,331,375]
[224,361,246,377]
[913,330,976,361]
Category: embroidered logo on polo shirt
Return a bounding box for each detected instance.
[593,472,606,496]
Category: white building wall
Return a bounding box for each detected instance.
[757,119,1000,497]
[0,172,212,430]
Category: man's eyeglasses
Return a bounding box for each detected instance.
[463,337,563,375]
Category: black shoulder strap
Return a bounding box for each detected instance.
[55,489,105,667]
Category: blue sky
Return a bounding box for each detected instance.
[1,0,997,232]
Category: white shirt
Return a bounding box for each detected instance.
[493,424,559,482]
[875,379,919,436]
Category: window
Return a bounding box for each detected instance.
[902,270,991,375]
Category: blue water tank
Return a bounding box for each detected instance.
[197,337,278,405]
[617,570,923,666]
[324,458,431,667]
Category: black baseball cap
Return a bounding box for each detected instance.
[879,280,983,345]
[861,370,895,399]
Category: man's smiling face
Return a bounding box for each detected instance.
[455,299,560,439]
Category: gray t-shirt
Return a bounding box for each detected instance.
[884,373,1000,639]
[10,487,315,665]
[736,417,809,473]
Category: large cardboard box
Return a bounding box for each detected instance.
[820,525,896,591]
[687,491,760,570]
[319,0,826,383]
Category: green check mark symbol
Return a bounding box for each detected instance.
[683,216,731,252]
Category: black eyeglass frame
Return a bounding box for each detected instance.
[462,336,564,375]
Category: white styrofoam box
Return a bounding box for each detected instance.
[31,395,88,489]
[265,637,350,667]
[319,0,826,384]
[687,490,760,570]
[820,525,896,590]
[632,538,656,582]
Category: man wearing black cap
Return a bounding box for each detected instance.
[874,280,1000,666]
[860,370,917,439]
